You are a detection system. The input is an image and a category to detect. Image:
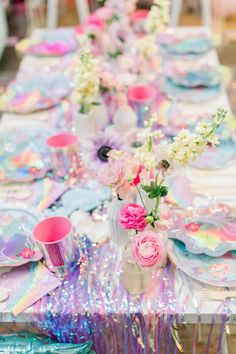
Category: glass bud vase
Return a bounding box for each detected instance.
[107,197,129,248]
[147,225,168,268]
[122,242,152,295]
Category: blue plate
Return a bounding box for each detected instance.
[160,37,212,57]
[168,239,236,287]
[161,78,221,102]
[169,69,221,88]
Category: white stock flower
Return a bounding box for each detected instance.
[71,48,100,111]
[145,0,170,35]
[135,35,158,59]
[136,145,157,171]
[168,129,207,165]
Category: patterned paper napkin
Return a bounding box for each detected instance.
[0,262,61,316]
[0,178,68,211]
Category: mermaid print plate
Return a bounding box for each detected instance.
[161,78,221,103]
[163,61,221,88]
[0,129,51,183]
[1,73,70,114]
[26,28,78,56]
[159,33,212,56]
[169,209,236,257]
[168,239,236,287]
[0,204,42,267]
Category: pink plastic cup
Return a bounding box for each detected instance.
[128,85,156,128]
[129,9,149,34]
[33,216,75,272]
[46,133,80,181]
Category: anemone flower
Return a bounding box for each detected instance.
[85,128,126,169]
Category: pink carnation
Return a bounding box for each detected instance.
[118,203,147,231]
[133,231,164,267]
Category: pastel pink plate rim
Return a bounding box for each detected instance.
[46,133,78,149]
[33,216,73,244]
[128,85,156,103]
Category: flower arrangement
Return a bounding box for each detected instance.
[71,37,100,114]
[133,35,160,77]
[101,108,227,268]
[145,0,170,35]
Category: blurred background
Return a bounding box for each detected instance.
[1,0,236,114]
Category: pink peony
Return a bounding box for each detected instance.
[133,231,164,267]
[118,203,147,231]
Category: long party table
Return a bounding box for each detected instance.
[0,26,236,353]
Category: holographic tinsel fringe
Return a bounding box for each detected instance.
[33,237,182,353]
[33,236,234,354]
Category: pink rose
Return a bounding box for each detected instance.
[133,231,164,267]
[118,203,147,231]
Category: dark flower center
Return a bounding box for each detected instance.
[161,160,170,169]
[97,146,112,162]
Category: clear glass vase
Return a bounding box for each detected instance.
[122,242,153,295]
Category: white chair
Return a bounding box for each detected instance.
[47,0,90,28]
[0,0,8,60]
[170,0,212,28]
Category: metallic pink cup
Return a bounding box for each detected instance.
[33,216,75,272]
[46,133,80,182]
[128,85,156,128]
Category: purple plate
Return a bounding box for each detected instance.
[0,204,42,267]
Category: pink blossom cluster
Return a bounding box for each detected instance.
[99,150,140,199]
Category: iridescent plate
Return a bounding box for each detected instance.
[168,239,236,287]
[0,130,51,183]
[0,204,42,267]
[27,28,78,56]
[163,62,221,88]
[1,73,70,114]
[169,209,236,257]
[159,34,212,56]
[191,139,235,169]
[161,78,221,103]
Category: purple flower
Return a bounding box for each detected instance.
[85,128,125,169]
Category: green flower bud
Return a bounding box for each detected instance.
[146,215,154,224]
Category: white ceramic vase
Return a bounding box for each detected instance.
[95,97,109,130]
[113,105,137,133]
[73,110,96,141]
[107,198,130,248]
